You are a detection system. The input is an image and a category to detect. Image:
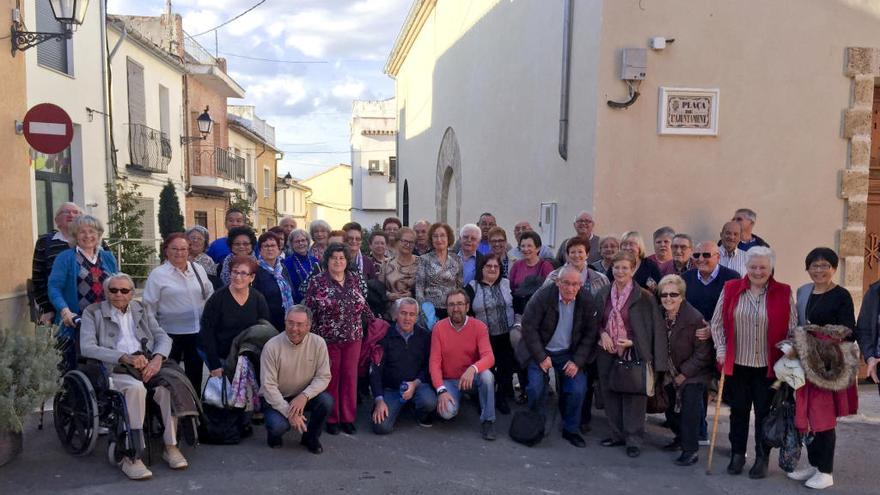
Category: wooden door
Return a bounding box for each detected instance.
[864,90,880,291]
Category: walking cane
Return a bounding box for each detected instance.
[705,369,726,474]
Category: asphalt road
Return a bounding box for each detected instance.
[2,385,878,495]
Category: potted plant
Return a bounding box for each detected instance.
[0,325,60,466]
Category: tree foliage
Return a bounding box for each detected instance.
[105,181,155,279]
[229,190,254,227]
[0,326,60,433]
[158,180,184,240]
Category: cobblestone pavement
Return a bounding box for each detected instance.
[2,385,878,494]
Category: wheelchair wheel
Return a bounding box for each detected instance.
[53,370,100,456]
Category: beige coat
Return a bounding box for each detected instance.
[80,300,172,367]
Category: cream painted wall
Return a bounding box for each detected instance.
[107,25,185,244]
[25,0,109,227]
[393,0,605,247]
[592,0,880,286]
[301,165,352,230]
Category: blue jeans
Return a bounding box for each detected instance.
[526,352,587,434]
[439,370,496,423]
[262,393,333,443]
[372,383,438,435]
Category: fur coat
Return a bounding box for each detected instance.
[791,325,859,433]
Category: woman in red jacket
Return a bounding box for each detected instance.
[710,246,796,479]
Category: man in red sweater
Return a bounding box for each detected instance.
[430,289,497,440]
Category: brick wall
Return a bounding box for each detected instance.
[186,193,228,240]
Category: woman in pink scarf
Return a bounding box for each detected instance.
[595,251,666,458]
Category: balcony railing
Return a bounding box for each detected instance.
[191,146,246,183]
[127,123,171,173]
[183,32,218,66]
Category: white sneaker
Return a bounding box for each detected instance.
[120,457,152,480]
[805,472,833,490]
[787,466,818,481]
[162,445,189,470]
[698,439,710,446]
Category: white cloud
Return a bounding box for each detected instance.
[331,79,366,100]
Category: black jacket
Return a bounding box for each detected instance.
[667,302,714,385]
[519,284,598,368]
[369,323,432,398]
[856,279,880,362]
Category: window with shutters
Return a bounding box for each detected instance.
[159,85,170,135]
[36,0,72,74]
[126,59,146,126]
[194,211,208,228]
[389,156,397,183]
[263,168,270,198]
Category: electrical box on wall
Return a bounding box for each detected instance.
[621,48,647,80]
[539,202,557,248]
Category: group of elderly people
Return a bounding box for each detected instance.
[30,204,874,490]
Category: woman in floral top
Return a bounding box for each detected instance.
[415,222,463,319]
[304,242,374,435]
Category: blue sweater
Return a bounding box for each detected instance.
[681,266,741,321]
[48,248,118,322]
[206,237,230,264]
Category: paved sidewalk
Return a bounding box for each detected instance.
[1,385,877,494]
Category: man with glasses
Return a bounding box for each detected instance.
[458,224,484,285]
[412,220,432,256]
[555,211,601,267]
[430,290,497,440]
[342,222,378,281]
[520,267,597,448]
[509,221,554,262]
[670,234,695,275]
[732,208,770,251]
[32,202,82,324]
[260,305,332,453]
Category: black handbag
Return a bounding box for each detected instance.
[762,384,793,448]
[509,410,545,447]
[607,339,655,396]
[198,375,247,445]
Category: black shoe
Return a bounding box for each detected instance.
[674,451,699,466]
[326,423,340,435]
[562,430,586,448]
[417,415,434,428]
[251,412,265,425]
[727,454,746,475]
[496,397,511,415]
[267,436,283,449]
[300,436,323,455]
[481,421,496,441]
[579,423,592,434]
[600,438,625,447]
[626,446,641,458]
[663,440,682,451]
[515,393,528,405]
[340,422,357,435]
[748,456,769,479]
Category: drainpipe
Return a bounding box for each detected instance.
[557,0,573,161]
[99,0,117,215]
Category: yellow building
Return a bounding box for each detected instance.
[1,0,33,329]
[277,174,311,228]
[300,164,352,230]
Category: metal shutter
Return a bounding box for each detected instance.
[36,0,69,73]
[126,59,146,125]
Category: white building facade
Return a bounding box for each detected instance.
[350,98,397,228]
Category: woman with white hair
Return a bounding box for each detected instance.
[284,228,320,304]
[710,246,797,479]
[309,220,332,261]
[48,214,119,371]
[607,231,662,291]
[185,225,216,276]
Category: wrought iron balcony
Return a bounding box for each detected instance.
[190,147,246,189]
[127,123,171,173]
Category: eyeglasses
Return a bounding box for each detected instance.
[575,219,594,225]
[108,288,132,294]
[168,247,189,252]
[691,252,713,259]
[559,281,582,288]
[809,263,833,271]
[659,292,680,298]
[484,264,500,270]
[490,239,506,244]
[231,270,254,278]
[398,239,415,246]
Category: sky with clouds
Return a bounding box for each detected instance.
[108,0,410,179]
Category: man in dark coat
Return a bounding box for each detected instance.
[520,267,599,447]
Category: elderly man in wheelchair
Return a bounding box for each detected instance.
[74,273,192,480]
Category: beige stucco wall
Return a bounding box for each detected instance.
[0,0,34,329]
[255,147,278,231]
[301,165,352,230]
[393,0,605,244]
[24,0,109,226]
[107,25,186,243]
[592,0,880,286]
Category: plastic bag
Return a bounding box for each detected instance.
[202,375,233,408]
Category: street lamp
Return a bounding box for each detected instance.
[181,107,214,144]
[11,0,91,56]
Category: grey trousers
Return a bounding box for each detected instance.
[111,373,177,446]
[598,352,648,447]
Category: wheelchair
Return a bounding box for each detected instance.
[51,319,164,466]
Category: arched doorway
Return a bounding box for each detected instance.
[402,179,410,226]
[435,127,461,227]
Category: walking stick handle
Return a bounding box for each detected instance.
[706,370,726,474]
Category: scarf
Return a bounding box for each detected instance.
[478,282,509,336]
[605,281,634,356]
[259,257,294,312]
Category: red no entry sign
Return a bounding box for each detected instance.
[23,103,74,155]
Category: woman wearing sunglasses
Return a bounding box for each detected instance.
[656,274,714,466]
